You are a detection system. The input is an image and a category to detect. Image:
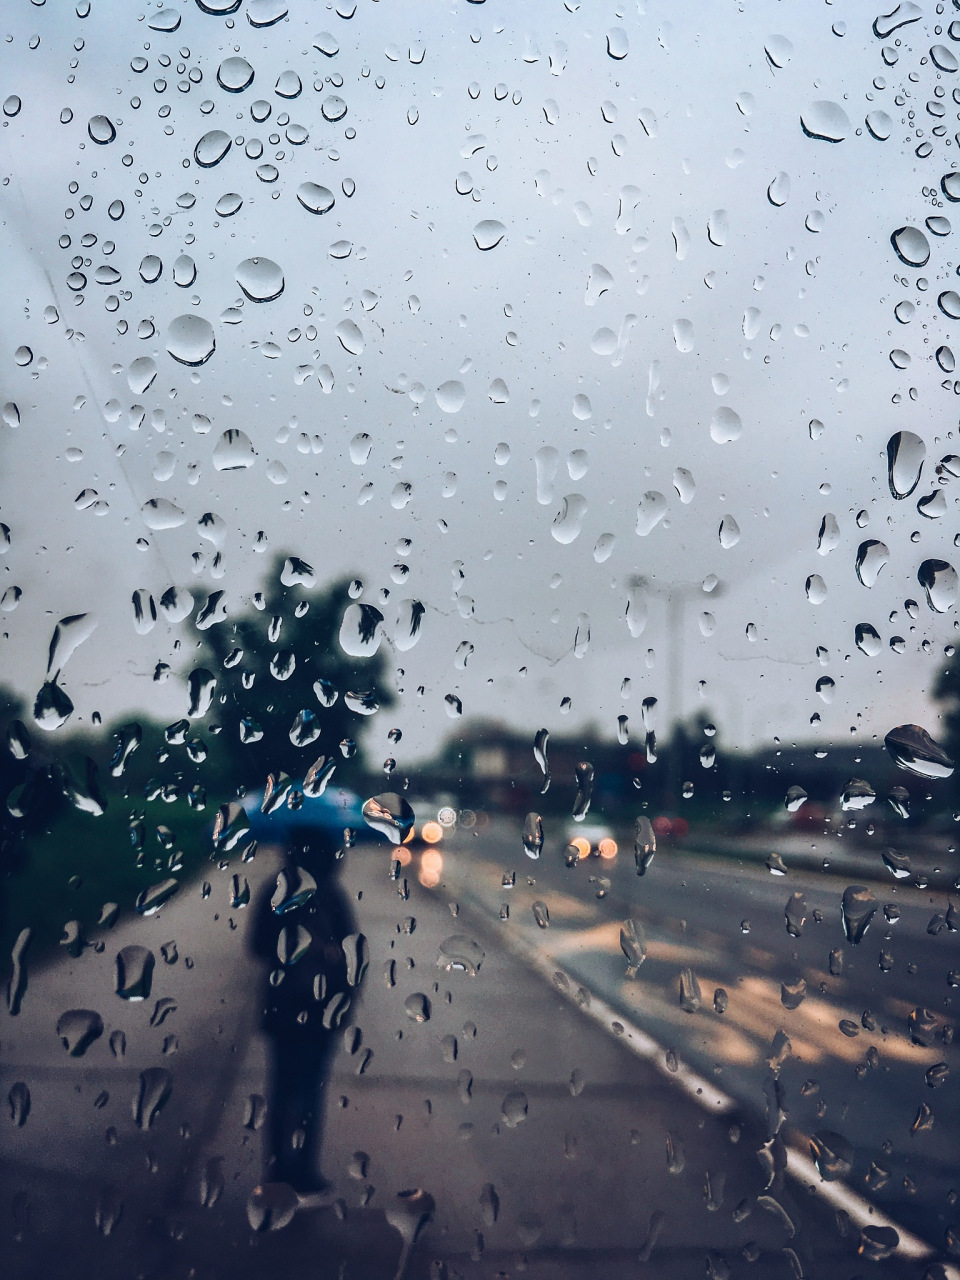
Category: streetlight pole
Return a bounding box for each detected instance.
[627,574,726,807]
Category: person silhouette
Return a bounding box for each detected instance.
[249,830,356,1193]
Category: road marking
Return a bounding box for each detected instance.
[450,878,936,1263]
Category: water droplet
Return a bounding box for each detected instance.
[128,356,158,395]
[887,431,925,498]
[303,754,336,796]
[620,919,646,976]
[139,254,163,284]
[884,724,954,778]
[8,1081,30,1126]
[572,761,594,820]
[236,256,284,303]
[585,262,614,307]
[552,493,587,544]
[941,290,960,320]
[362,791,414,844]
[270,651,296,681]
[840,885,876,944]
[394,598,426,652]
[437,935,484,976]
[33,678,74,731]
[213,428,255,470]
[865,110,893,140]
[339,601,384,656]
[6,720,30,761]
[148,6,181,29]
[591,327,618,356]
[673,318,695,352]
[335,318,363,354]
[331,933,366,990]
[404,992,431,1022]
[321,94,347,122]
[810,1130,853,1180]
[671,217,690,260]
[606,27,629,58]
[141,498,186,530]
[634,816,656,875]
[240,1094,267,1133]
[679,968,702,1012]
[532,900,550,928]
[767,172,790,207]
[710,406,742,444]
[276,922,310,966]
[116,945,155,1000]
[133,1067,172,1129]
[873,4,922,40]
[94,264,121,286]
[217,56,254,92]
[593,533,615,563]
[296,182,335,216]
[918,558,958,612]
[784,785,807,812]
[764,34,793,67]
[890,225,930,267]
[882,846,911,878]
[136,878,179,915]
[719,515,740,548]
[800,101,849,142]
[215,192,243,217]
[855,623,882,656]
[522,812,544,859]
[855,540,890,587]
[436,380,466,412]
[931,43,959,72]
[56,1008,103,1056]
[501,1090,529,1127]
[166,314,215,366]
[87,115,116,145]
[841,778,876,811]
[93,1186,123,1237]
[194,129,232,167]
[635,491,667,536]
[271,865,320,916]
[246,1182,299,1232]
[473,219,506,250]
[47,613,97,676]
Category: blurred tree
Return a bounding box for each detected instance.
[189,557,395,795]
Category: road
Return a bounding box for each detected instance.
[432,816,960,1258]
[0,812,954,1279]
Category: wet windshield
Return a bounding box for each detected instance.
[2,2,959,1278]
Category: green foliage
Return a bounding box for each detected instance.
[1,798,212,966]
[0,561,395,970]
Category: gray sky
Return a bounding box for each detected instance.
[1,0,957,761]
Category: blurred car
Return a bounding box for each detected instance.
[564,822,618,860]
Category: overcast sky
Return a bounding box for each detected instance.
[1,0,957,765]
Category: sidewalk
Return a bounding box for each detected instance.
[1,837,913,1279]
